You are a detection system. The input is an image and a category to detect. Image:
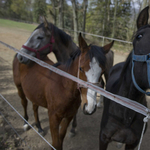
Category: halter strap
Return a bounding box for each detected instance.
[132,51,150,96]
[22,25,55,59]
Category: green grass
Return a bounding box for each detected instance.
[0,18,37,32]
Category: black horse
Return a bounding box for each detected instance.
[99,6,150,150]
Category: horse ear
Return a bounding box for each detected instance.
[43,16,51,36]
[137,6,149,29]
[78,33,88,52]
[103,41,114,54]
[43,16,49,28]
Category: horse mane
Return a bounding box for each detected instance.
[53,25,72,47]
[64,45,106,70]
[35,22,72,47]
[119,51,132,82]
[90,45,106,68]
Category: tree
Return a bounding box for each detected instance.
[82,0,88,38]
[50,0,57,25]
[10,0,27,20]
[71,0,78,42]
[33,0,47,23]
[58,0,64,28]
[0,0,12,17]
[111,0,118,38]
[142,0,148,10]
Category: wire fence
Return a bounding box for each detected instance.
[61,28,133,53]
[0,94,56,150]
[0,40,149,118]
[0,36,148,150]
[0,18,133,53]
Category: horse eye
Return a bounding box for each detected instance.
[37,36,44,40]
[136,34,143,39]
[79,67,84,72]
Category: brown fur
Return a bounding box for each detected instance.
[13,34,111,150]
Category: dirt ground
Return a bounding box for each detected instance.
[0,26,150,150]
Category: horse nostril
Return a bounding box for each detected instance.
[17,54,24,63]
[83,103,87,115]
[83,103,97,115]
[20,56,23,62]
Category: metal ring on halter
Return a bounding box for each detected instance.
[132,51,150,96]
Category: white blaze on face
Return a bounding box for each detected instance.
[20,29,42,56]
[85,57,102,114]
[24,30,41,49]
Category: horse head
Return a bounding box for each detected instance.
[132,6,150,95]
[78,33,114,115]
[17,17,77,64]
[17,17,54,64]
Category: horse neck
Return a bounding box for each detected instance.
[119,60,145,103]
[60,56,79,90]
[53,37,78,63]
[67,56,79,77]
[109,59,146,127]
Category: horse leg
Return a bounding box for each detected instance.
[97,78,105,108]
[17,86,29,131]
[32,103,44,135]
[97,95,104,108]
[99,130,109,150]
[125,141,139,150]
[125,144,135,150]
[69,114,77,137]
[99,139,108,150]
[49,113,62,150]
[59,117,73,148]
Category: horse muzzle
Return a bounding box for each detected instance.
[83,103,97,115]
[17,53,30,64]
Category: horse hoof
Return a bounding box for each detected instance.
[23,124,30,131]
[38,129,45,136]
[116,142,123,149]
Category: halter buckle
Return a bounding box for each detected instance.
[147,53,150,60]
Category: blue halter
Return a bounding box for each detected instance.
[132,51,150,96]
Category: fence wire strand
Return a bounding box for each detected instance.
[0,110,32,150]
[0,40,150,150]
[0,41,150,118]
[0,94,56,150]
[0,40,149,118]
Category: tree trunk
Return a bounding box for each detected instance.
[103,0,109,36]
[51,0,57,25]
[142,0,148,10]
[107,0,110,23]
[71,0,78,42]
[58,0,64,29]
[148,0,150,24]
[111,0,118,38]
[82,0,88,38]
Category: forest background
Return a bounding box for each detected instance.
[0,0,149,46]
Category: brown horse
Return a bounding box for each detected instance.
[13,32,113,150]
[15,17,114,136]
